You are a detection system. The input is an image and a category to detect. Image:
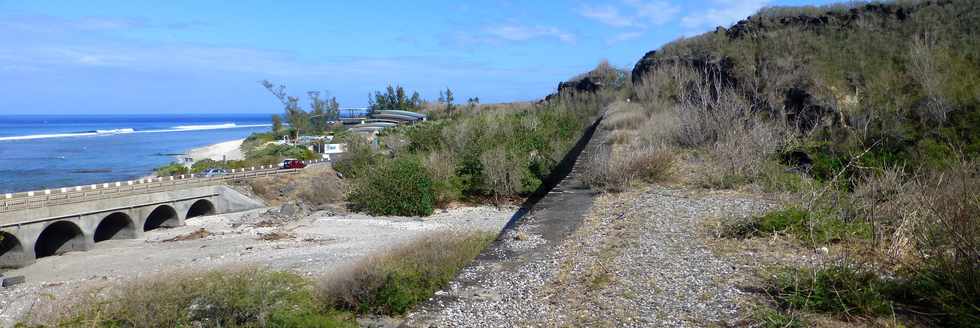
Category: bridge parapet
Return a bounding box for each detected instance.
[0,159,328,213]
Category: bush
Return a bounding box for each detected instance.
[770,266,895,319]
[319,232,494,315]
[770,263,980,327]
[332,136,377,179]
[154,162,188,177]
[600,101,646,131]
[247,144,316,162]
[33,269,355,328]
[754,307,805,328]
[348,157,435,216]
[190,159,228,172]
[723,207,871,246]
[584,144,675,192]
[424,150,464,206]
[889,161,980,327]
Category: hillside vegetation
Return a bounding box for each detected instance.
[334,65,625,215]
[599,1,979,326]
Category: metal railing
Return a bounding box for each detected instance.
[0,159,328,213]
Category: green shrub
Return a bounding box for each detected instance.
[771,266,895,318]
[770,264,980,327]
[190,159,227,172]
[724,208,871,245]
[333,136,377,179]
[889,265,980,327]
[40,269,355,328]
[247,144,316,161]
[758,162,811,193]
[154,163,189,177]
[754,307,805,328]
[320,232,495,315]
[348,157,435,216]
[241,131,279,154]
[403,121,447,153]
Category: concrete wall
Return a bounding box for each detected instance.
[0,185,263,268]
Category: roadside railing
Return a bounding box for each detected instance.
[0,159,328,213]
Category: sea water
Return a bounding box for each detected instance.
[0,114,275,193]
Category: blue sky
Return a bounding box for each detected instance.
[0,0,836,114]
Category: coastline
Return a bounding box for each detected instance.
[176,139,245,164]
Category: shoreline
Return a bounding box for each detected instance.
[176,139,245,164]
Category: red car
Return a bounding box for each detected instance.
[280,159,307,169]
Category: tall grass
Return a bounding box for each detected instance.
[626,1,979,325]
[319,232,496,314]
[29,269,355,328]
[26,232,496,327]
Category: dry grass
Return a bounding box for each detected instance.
[161,228,211,242]
[245,165,346,207]
[26,268,354,328]
[26,231,499,327]
[584,143,676,192]
[258,231,295,241]
[624,63,794,190]
[605,129,637,145]
[601,101,647,131]
[318,231,495,315]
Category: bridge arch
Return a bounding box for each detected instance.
[94,212,137,242]
[144,205,180,231]
[1,231,27,268]
[34,221,86,258]
[186,199,215,220]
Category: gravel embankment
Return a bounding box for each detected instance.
[405,186,778,327]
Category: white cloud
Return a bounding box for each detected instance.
[483,25,577,44]
[624,0,681,26]
[579,5,637,28]
[680,0,769,29]
[607,31,645,45]
[578,1,681,44]
[578,0,680,28]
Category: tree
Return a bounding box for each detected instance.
[271,115,283,134]
[308,91,339,133]
[466,97,480,111]
[327,97,340,122]
[444,88,455,114]
[261,80,309,135]
[369,84,423,112]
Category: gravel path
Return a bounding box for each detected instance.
[405,186,776,327]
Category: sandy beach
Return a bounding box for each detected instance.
[178,139,244,163]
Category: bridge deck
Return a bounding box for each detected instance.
[0,159,327,214]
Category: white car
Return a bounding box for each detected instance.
[202,168,229,177]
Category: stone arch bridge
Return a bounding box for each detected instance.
[0,185,262,268]
[0,162,329,268]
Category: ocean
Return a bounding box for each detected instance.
[0,114,276,193]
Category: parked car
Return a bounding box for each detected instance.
[280,159,306,169]
[202,168,228,177]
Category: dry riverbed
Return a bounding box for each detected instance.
[0,204,514,326]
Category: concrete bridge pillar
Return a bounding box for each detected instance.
[0,229,35,268]
[138,203,183,232]
[84,210,141,243]
[1,219,94,267]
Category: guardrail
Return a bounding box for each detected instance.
[0,159,328,214]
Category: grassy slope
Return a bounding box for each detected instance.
[621,1,979,326]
